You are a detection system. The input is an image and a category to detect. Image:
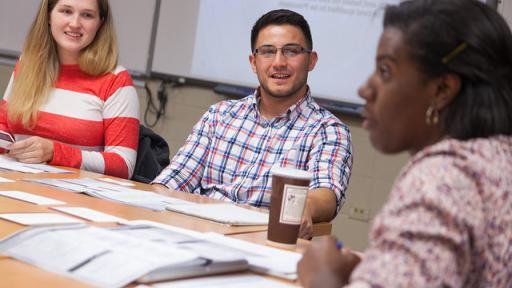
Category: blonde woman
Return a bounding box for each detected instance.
[0,0,139,179]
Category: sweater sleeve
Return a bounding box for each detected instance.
[49,69,140,179]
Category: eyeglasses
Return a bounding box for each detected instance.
[253,44,312,59]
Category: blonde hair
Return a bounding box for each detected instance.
[8,0,118,128]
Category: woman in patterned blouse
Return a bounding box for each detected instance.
[298,0,512,287]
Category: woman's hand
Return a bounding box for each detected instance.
[298,236,361,288]
[8,136,54,163]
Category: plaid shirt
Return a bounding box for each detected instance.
[153,89,352,214]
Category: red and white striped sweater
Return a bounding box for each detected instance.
[0,64,140,179]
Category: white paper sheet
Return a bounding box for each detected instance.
[29,179,88,193]
[0,155,71,174]
[0,190,65,205]
[98,177,135,186]
[22,163,72,174]
[0,176,14,182]
[203,233,302,280]
[0,162,43,173]
[0,213,84,226]
[166,203,269,225]
[51,207,126,223]
[152,274,299,288]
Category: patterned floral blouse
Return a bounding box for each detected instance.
[348,136,512,288]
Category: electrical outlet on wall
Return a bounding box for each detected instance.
[348,206,370,222]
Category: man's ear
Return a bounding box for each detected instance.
[434,73,461,110]
[249,54,257,74]
[308,51,318,71]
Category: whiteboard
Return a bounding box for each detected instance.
[152,0,403,107]
[0,0,157,76]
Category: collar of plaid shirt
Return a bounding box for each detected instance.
[249,86,314,124]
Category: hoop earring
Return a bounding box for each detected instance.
[425,106,439,125]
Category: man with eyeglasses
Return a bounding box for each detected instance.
[153,9,352,239]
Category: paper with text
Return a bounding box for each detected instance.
[0,223,249,287]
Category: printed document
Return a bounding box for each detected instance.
[0,223,249,287]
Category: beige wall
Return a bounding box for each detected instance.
[0,64,11,95]
[498,0,512,28]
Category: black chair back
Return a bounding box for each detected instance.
[132,125,170,183]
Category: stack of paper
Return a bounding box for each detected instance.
[29,178,191,211]
[0,222,249,287]
[203,232,302,280]
[129,221,301,280]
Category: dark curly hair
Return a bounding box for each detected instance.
[251,9,313,52]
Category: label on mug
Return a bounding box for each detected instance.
[279,184,308,225]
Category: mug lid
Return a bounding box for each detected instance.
[271,167,312,180]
